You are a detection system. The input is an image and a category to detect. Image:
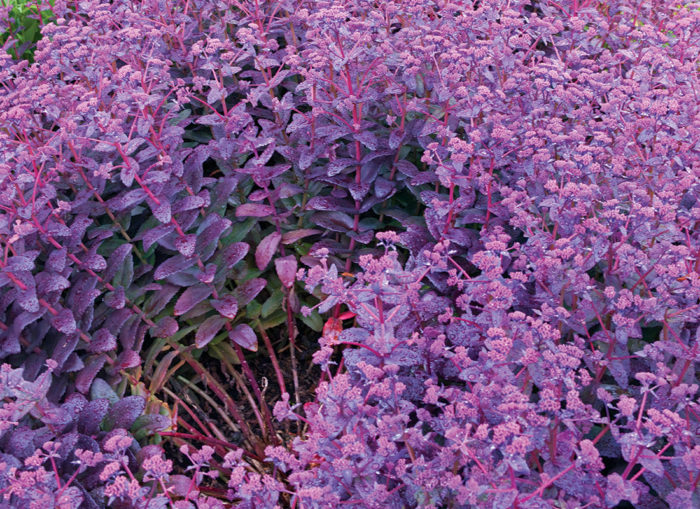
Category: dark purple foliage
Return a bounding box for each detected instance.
[0,0,698,507]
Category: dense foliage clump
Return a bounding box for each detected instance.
[0,0,698,507]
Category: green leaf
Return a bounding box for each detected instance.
[261,290,284,318]
[259,309,286,330]
[246,299,262,320]
[300,310,323,332]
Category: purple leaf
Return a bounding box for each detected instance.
[256,232,282,271]
[281,229,321,244]
[18,286,40,313]
[355,130,378,150]
[196,216,232,250]
[47,248,67,272]
[152,316,179,338]
[234,278,267,306]
[211,295,238,319]
[173,195,207,213]
[311,211,354,232]
[141,224,175,252]
[52,308,76,334]
[105,396,145,430]
[120,164,136,187]
[229,323,257,351]
[389,128,405,150]
[75,355,107,394]
[116,350,141,370]
[275,255,298,288]
[154,255,196,281]
[195,315,228,348]
[103,244,133,283]
[84,252,107,271]
[113,189,146,212]
[197,263,217,283]
[89,329,117,353]
[78,399,109,434]
[175,234,197,257]
[236,203,275,217]
[153,201,171,223]
[36,273,70,294]
[223,242,249,268]
[174,284,213,316]
[104,286,126,309]
[144,284,179,316]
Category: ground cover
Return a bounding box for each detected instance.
[0,0,698,507]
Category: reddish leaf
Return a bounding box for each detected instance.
[116,350,141,370]
[223,242,249,268]
[275,255,297,288]
[256,232,281,271]
[89,329,117,353]
[195,315,227,348]
[153,201,171,223]
[236,203,275,217]
[154,255,196,281]
[229,323,257,351]
[105,396,145,430]
[152,316,179,338]
[141,224,175,251]
[52,308,76,334]
[175,234,197,257]
[104,286,125,309]
[234,278,267,306]
[211,295,238,319]
[281,229,321,245]
[75,355,107,394]
[174,284,213,316]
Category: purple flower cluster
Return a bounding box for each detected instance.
[0,0,698,507]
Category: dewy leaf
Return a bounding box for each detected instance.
[154,255,196,281]
[153,201,171,223]
[195,315,228,348]
[236,203,275,217]
[89,329,117,353]
[174,284,213,316]
[105,395,146,431]
[311,211,354,232]
[142,224,175,252]
[104,244,133,283]
[152,316,179,338]
[175,234,197,257]
[211,294,238,319]
[229,323,257,351]
[256,231,282,271]
[52,308,76,334]
[281,229,321,244]
[275,255,298,288]
[104,286,126,309]
[234,278,267,306]
[223,242,249,268]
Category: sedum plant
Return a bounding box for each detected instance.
[0,0,698,507]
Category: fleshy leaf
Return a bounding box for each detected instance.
[174,284,213,316]
[52,308,76,334]
[255,232,281,271]
[154,255,196,280]
[175,234,197,257]
[236,203,275,217]
[211,295,238,319]
[275,255,297,288]
[234,278,267,306]
[105,396,146,431]
[229,323,257,351]
[223,242,249,268]
[195,315,228,348]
